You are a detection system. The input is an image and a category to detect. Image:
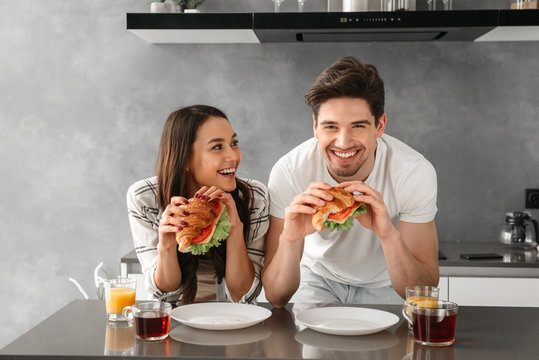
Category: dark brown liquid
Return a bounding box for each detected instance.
[134,311,170,339]
[413,311,456,344]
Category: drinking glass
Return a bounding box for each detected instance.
[273,0,285,12]
[123,302,172,341]
[402,286,439,329]
[105,278,137,322]
[410,300,458,346]
[441,0,452,10]
[510,0,538,9]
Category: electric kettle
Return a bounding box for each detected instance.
[500,211,538,249]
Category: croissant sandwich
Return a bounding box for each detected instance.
[312,187,367,231]
[175,197,232,255]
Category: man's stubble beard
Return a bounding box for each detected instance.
[327,155,368,179]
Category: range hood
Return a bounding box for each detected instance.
[126,10,539,44]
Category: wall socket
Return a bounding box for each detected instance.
[525,188,539,209]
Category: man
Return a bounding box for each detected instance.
[262,56,439,308]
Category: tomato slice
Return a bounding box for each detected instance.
[212,201,221,214]
[192,201,222,244]
[327,201,360,221]
[192,225,212,244]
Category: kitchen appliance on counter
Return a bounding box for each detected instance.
[500,211,538,249]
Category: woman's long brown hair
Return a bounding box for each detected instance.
[156,105,252,304]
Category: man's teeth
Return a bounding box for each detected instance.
[334,150,357,159]
[218,168,235,175]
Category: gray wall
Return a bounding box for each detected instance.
[1,0,538,348]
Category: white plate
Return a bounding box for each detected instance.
[170,302,272,330]
[169,323,271,345]
[295,307,399,336]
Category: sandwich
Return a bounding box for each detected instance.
[175,197,232,255]
[312,187,367,231]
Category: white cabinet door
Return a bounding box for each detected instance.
[127,274,153,301]
[448,277,539,307]
[438,276,449,301]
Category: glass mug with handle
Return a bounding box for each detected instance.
[402,286,440,329]
[104,278,137,322]
[123,302,172,341]
[409,300,458,346]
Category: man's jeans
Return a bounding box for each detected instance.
[290,264,403,304]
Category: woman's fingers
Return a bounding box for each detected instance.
[160,224,181,234]
[170,196,188,206]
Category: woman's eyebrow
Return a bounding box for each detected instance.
[207,133,237,144]
[207,138,225,144]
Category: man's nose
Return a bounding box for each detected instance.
[335,130,353,148]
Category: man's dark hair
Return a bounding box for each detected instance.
[305,56,385,126]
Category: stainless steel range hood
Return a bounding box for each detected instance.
[126,10,539,44]
[253,11,498,42]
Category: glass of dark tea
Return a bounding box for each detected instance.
[410,300,458,347]
[122,302,172,341]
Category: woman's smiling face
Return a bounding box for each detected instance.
[186,116,242,194]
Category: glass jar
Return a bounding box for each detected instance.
[510,0,537,9]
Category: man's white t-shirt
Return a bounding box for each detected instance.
[268,134,437,288]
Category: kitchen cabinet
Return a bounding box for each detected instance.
[438,242,539,307]
[447,277,539,306]
[438,275,539,307]
[438,276,449,300]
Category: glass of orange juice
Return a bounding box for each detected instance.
[402,285,439,330]
[105,278,136,322]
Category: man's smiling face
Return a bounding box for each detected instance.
[313,97,386,182]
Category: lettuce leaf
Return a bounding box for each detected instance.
[186,208,232,255]
[322,204,367,231]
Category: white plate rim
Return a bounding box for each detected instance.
[170,302,272,330]
[295,306,400,336]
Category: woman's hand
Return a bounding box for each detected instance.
[158,196,189,253]
[282,182,333,243]
[195,185,242,231]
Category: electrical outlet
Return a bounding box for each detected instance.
[525,188,539,209]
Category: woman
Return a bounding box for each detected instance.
[127,105,269,305]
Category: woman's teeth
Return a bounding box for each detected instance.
[334,150,357,159]
[218,168,235,175]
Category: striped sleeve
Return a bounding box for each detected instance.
[126,177,182,304]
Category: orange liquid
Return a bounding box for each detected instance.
[405,296,438,318]
[406,296,438,308]
[106,288,136,314]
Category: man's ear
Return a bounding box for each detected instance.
[313,114,318,138]
[376,113,387,138]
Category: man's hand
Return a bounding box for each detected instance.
[339,181,439,297]
[339,181,398,240]
[281,182,334,242]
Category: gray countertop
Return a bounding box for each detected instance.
[122,242,539,277]
[438,242,539,277]
[2,300,539,360]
